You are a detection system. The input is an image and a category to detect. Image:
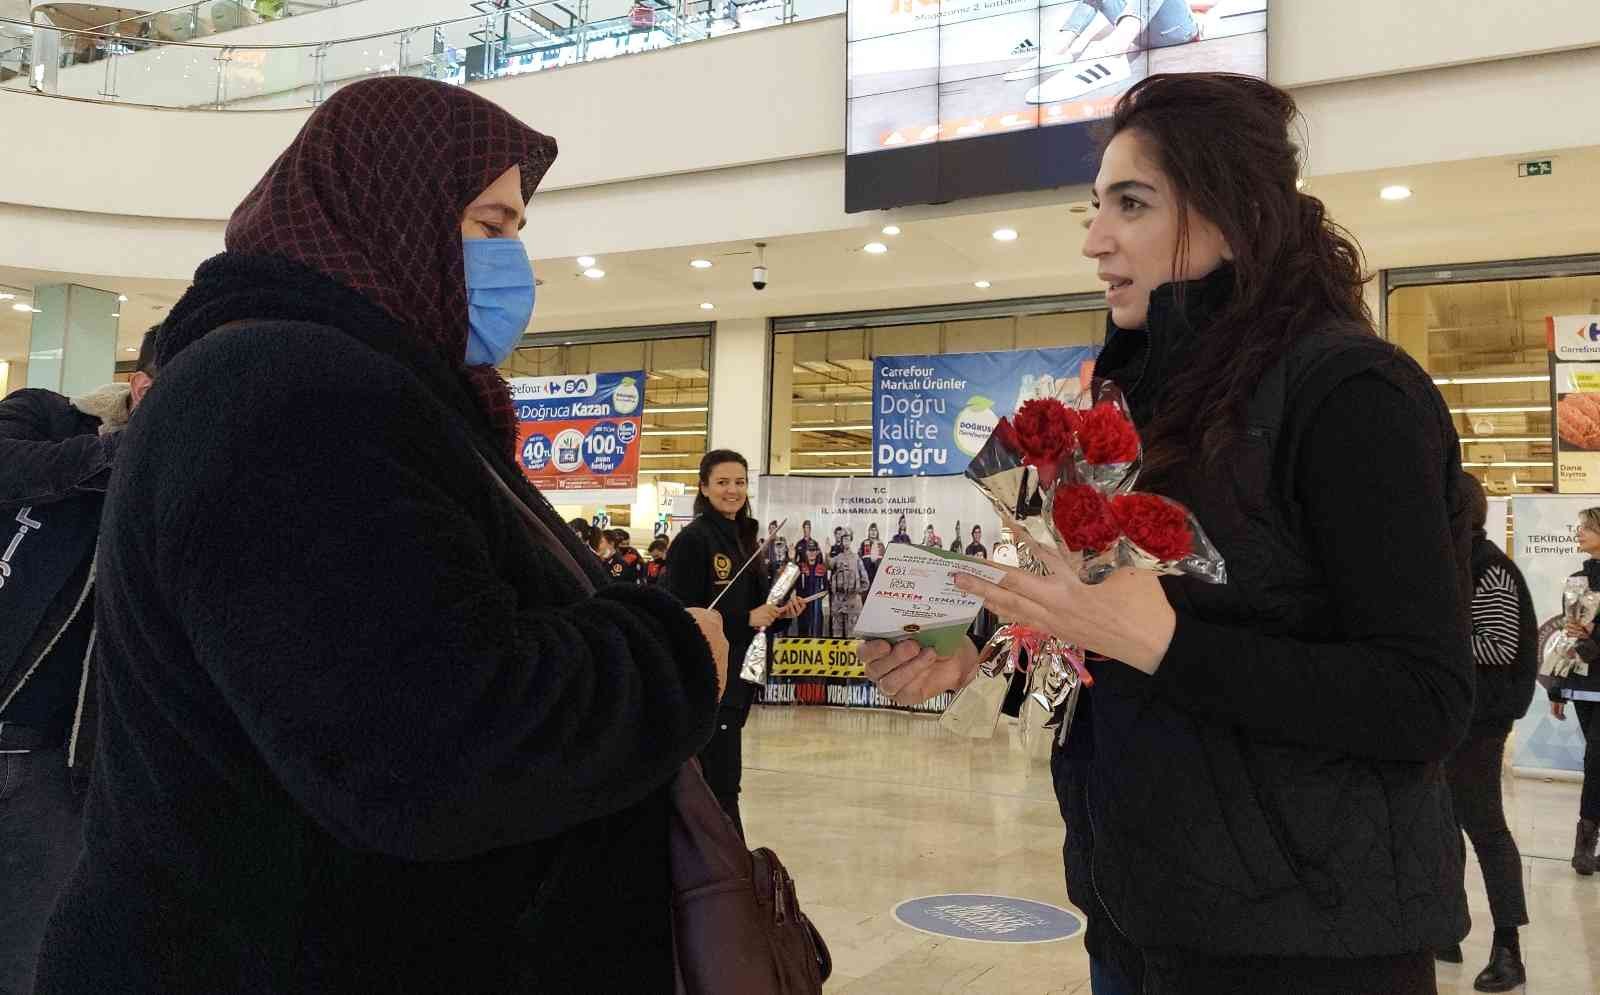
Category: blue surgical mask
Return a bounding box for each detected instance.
[463,238,536,366]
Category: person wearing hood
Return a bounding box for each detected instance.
[33,78,726,995]
[0,328,158,995]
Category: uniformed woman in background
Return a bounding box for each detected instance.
[665,449,801,836]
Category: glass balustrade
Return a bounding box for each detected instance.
[78,1,362,45]
[0,0,842,110]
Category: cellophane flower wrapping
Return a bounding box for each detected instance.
[947,378,1227,745]
[1541,577,1600,686]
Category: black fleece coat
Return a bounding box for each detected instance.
[33,255,719,995]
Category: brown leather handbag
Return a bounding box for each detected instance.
[477,455,831,994]
[668,759,831,994]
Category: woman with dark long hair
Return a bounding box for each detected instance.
[664,450,801,837]
[35,78,727,994]
[864,73,1472,994]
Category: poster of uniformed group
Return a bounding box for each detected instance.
[754,473,1005,642]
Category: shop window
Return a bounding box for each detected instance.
[768,305,1105,475]
[1388,271,1600,496]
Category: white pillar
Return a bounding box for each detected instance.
[708,317,770,470]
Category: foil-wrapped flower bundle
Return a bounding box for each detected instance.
[942,381,1226,749]
[739,561,802,686]
[1540,575,1600,687]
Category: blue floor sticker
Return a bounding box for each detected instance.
[893,894,1083,944]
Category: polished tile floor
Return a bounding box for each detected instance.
[741,706,1600,994]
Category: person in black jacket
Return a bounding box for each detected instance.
[0,327,158,995]
[664,449,801,837]
[1549,505,1600,877]
[866,74,1472,995]
[605,528,644,584]
[1437,474,1536,992]
[33,78,727,995]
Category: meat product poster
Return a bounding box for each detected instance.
[1549,315,1600,494]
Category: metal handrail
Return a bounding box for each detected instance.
[84,0,363,35]
[3,0,821,109]
[0,1,603,52]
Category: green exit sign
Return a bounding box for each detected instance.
[1519,160,1553,177]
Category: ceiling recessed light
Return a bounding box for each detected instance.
[689,258,713,269]
[992,228,1019,242]
[117,294,128,302]
[576,256,597,268]
[974,280,992,289]
[583,268,606,279]
[124,346,137,353]
[111,313,120,318]
[881,225,901,236]
[863,242,889,255]
[700,302,715,311]
[11,303,31,312]
[1379,185,1412,201]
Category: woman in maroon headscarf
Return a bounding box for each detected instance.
[34,78,727,994]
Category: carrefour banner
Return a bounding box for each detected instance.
[873,346,1098,476]
[1509,496,1590,772]
[510,370,644,496]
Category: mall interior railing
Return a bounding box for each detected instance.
[0,0,840,110]
[81,1,362,45]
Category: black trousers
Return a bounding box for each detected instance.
[1445,730,1528,929]
[697,708,746,839]
[1577,701,1600,821]
[0,734,85,995]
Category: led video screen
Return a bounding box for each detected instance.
[845,1,1269,212]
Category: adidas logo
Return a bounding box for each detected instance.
[1073,62,1113,84]
[1009,38,1036,55]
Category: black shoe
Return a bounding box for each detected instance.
[1473,945,1526,992]
[1435,944,1463,964]
[1574,817,1598,876]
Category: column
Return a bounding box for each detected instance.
[707,316,770,470]
[768,333,795,475]
[26,284,120,396]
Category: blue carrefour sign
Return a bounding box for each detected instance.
[873,347,1099,476]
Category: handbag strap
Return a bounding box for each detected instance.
[473,452,597,597]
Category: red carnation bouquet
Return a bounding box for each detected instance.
[944,380,1225,746]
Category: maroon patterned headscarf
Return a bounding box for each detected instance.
[225,77,557,449]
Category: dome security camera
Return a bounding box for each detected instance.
[752,241,768,291]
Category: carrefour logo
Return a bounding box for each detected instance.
[1553,316,1600,359]
[510,375,597,401]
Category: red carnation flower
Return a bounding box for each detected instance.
[1051,484,1121,553]
[1013,398,1078,466]
[1111,493,1194,563]
[1077,401,1139,465]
